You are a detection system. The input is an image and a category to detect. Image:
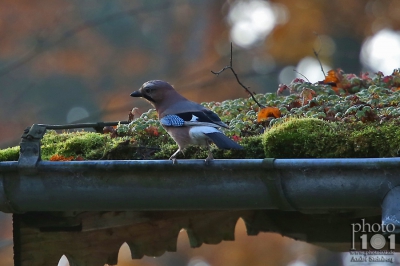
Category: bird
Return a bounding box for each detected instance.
[130,80,243,163]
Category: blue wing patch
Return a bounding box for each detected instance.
[160,115,185,127]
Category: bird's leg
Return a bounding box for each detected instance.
[205,143,214,165]
[169,148,182,164]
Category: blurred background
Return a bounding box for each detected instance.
[1,0,400,265]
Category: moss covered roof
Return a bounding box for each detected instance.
[2,70,400,161]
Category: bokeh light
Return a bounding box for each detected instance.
[314,35,336,57]
[278,65,297,85]
[296,56,331,83]
[286,261,309,266]
[66,107,89,123]
[360,28,400,75]
[228,0,288,48]
[187,257,211,266]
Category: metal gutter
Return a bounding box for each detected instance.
[4,123,400,263]
[2,123,400,232]
[0,158,399,213]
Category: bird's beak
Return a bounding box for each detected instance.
[130,91,143,97]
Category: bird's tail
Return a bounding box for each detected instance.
[205,132,243,150]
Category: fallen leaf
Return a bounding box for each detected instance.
[257,107,281,122]
[300,88,316,105]
[49,155,74,161]
[320,69,344,94]
[231,135,242,142]
[145,126,159,136]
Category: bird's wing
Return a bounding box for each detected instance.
[160,114,186,127]
[205,132,243,150]
[159,100,230,128]
[160,110,228,128]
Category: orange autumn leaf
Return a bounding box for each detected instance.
[49,154,74,161]
[319,68,343,94]
[321,69,344,94]
[257,107,281,122]
[145,126,159,136]
[324,69,340,84]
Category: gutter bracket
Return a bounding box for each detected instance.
[18,124,47,169]
[262,158,297,211]
[382,186,400,233]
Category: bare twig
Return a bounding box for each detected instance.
[313,32,326,77]
[293,69,310,83]
[211,43,264,108]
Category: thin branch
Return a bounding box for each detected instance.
[313,31,323,54]
[211,43,265,108]
[313,48,326,77]
[313,32,326,77]
[293,69,310,83]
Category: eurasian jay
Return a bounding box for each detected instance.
[130,80,243,163]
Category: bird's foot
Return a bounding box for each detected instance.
[204,152,214,165]
[169,156,178,164]
[169,149,182,164]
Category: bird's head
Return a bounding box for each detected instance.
[130,80,174,103]
[131,80,185,110]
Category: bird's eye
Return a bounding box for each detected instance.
[145,87,151,94]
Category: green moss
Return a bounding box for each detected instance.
[152,139,263,160]
[41,131,74,159]
[40,131,111,160]
[59,132,108,159]
[3,119,400,161]
[263,118,400,158]
[238,136,264,159]
[349,122,400,157]
[263,118,348,158]
[102,141,161,160]
[153,143,179,159]
[0,146,19,161]
[153,144,211,160]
